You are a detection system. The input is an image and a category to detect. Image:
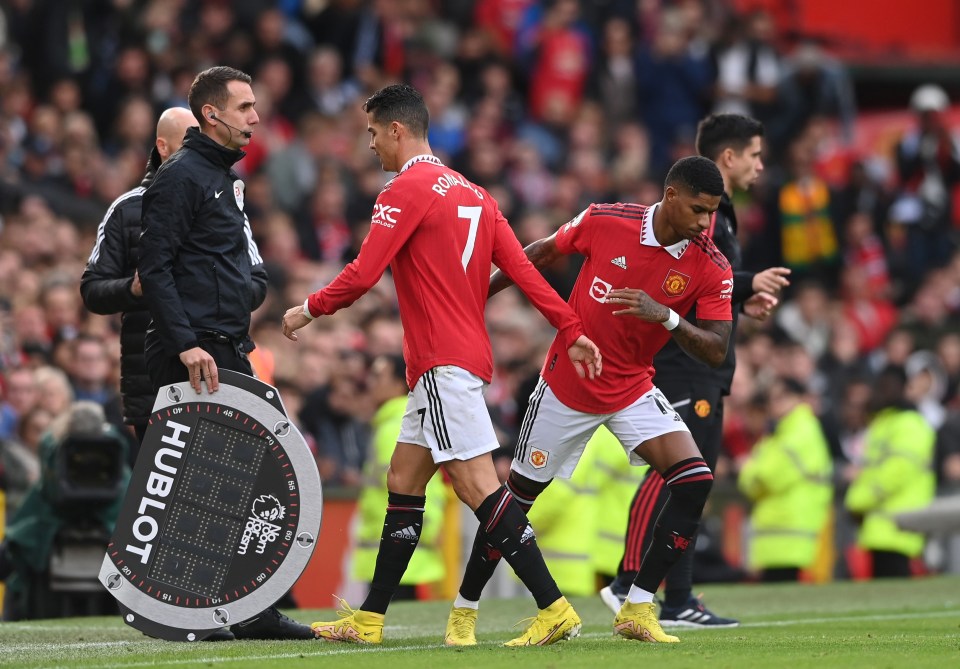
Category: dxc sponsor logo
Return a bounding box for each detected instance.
[372,203,401,227]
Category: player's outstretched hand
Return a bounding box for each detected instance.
[282,304,313,341]
[568,334,602,379]
[752,267,791,294]
[743,291,778,321]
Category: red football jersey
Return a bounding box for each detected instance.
[307,155,584,388]
[542,202,733,413]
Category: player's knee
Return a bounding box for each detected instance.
[663,457,713,509]
[506,470,550,510]
[385,466,427,497]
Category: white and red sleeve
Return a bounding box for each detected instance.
[694,262,735,322]
[554,206,595,257]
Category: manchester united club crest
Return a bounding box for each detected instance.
[694,399,711,418]
[662,269,691,297]
[530,448,549,469]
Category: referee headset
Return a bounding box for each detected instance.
[207,110,252,139]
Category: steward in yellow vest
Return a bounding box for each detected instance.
[738,377,833,581]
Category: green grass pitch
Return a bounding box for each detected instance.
[1,576,958,669]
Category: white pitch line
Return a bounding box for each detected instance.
[14,608,960,669]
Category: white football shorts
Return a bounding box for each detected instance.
[511,377,689,482]
[397,365,500,463]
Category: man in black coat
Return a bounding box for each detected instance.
[139,67,269,395]
[81,107,198,455]
[138,66,312,641]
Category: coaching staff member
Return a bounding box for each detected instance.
[80,107,197,458]
[138,65,311,640]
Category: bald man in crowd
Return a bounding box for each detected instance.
[82,107,198,457]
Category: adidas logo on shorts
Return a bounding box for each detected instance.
[390,526,419,541]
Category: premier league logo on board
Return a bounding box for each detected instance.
[99,370,322,642]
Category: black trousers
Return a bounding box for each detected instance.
[618,381,725,589]
[145,336,253,392]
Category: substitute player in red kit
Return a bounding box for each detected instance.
[281,84,601,647]
[445,156,733,645]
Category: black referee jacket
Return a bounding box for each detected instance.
[139,127,267,358]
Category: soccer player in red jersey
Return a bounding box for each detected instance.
[281,84,601,647]
[446,156,733,644]
[602,115,791,629]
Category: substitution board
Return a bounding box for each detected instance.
[98,369,322,641]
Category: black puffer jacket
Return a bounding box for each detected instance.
[80,148,159,427]
[139,128,268,358]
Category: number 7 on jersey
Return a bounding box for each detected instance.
[458,205,481,271]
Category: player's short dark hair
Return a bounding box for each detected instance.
[696,114,764,161]
[187,66,252,125]
[363,84,430,138]
[664,156,725,197]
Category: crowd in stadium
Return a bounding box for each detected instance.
[1,0,960,604]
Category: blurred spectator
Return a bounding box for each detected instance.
[635,7,713,175]
[905,351,948,430]
[0,368,39,440]
[738,377,833,582]
[838,264,897,355]
[817,320,871,425]
[66,334,122,427]
[845,365,936,578]
[517,0,591,127]
[588,16,637,128]
[32,366,75,418]
[303,46,363,118]
[474,0,535,57]
[769,42,856,157]
[298,349,370,486]
[934,332,960,403]
[0,404,47,515]
[759,130,840,286]
[424,62,468,160]
[832,160,891,247]
[842,211,891,301]
[772,279,833,360]
[710,10,780,122]
[891,84,960,289]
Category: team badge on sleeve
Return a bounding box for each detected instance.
[662,269,690,297]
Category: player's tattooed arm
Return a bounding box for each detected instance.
[490,234,564,297]
[606,288,731,368]
[674,318,731,368]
